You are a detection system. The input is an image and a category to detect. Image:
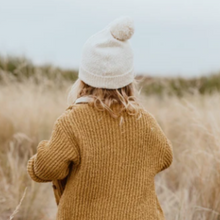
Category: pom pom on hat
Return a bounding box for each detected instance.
[110,16,135,41]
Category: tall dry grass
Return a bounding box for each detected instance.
[0,71,220,219]
[142,94,220,220]
[0,76,71,220]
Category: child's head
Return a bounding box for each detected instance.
[67,16,146,119]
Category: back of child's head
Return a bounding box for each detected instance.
[67,16,146,120]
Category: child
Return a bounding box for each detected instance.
[27,16,173,220]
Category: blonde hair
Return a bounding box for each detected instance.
[67,77,147,124]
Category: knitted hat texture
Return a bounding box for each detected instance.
[78,16,135,89]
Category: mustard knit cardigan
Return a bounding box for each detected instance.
[27,103,173,220]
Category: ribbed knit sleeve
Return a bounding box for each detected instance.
[158,138,173,172]
[147,113,173,174]
[27,111,80,182]
[27,153,50,182]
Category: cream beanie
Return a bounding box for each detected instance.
[78,16,135,89]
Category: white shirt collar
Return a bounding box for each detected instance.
[75,96,94,104]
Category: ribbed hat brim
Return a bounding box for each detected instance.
[78,66,135,89]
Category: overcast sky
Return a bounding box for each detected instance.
[0,0,220,77]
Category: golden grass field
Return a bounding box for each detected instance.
[0,57,220,220]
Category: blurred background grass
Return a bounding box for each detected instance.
[1,55,220,96]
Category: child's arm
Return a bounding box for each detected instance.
[157,138,173,172]
[147,113,173,174]
[27,111,80,182]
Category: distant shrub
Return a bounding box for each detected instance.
[1,55,220,96]
[0,55,78,84]
[137,73,220,96]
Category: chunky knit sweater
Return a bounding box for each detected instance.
[27,102,173,220]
